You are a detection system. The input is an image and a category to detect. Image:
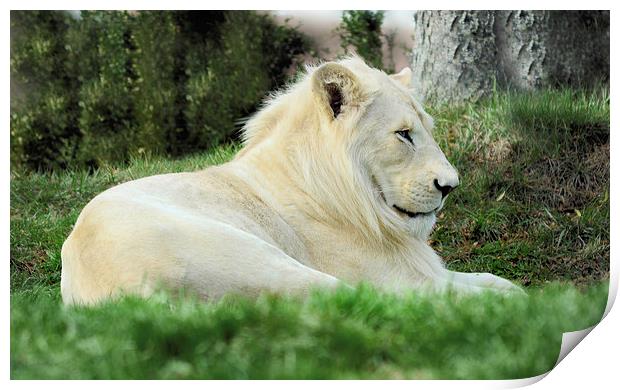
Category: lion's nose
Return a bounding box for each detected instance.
[434,178,457,198]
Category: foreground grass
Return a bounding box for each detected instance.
[10,88,610,379]
[11,283,608,379]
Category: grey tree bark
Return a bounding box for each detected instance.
[411,11,609,103]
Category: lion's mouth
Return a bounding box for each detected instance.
[392,204,435,219]
[373,178,435,219]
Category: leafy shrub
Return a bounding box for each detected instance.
[10,11,79,170]
[10,11,310,171]
[131,11,182,156]
[75,11,137,168]
[337,11,386,70]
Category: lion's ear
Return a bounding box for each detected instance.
[390,67,412,88]
[311,63,363,120]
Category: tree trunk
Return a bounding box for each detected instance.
[411,11,609,103]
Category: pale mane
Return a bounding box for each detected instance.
[237,57,417,249]
[239,63,319,150]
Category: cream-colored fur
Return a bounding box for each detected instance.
[61,57,522,305]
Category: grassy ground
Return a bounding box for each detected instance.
[10,88,610,379]
[11,284,608,379]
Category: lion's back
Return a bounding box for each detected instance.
[60,165,311,304]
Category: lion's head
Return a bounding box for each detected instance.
[241,57,459,246]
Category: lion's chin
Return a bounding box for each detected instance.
[407,212,437,239]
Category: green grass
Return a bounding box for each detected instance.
[11,284,608,379]
[10,88,609,379]
[429,87,609,286]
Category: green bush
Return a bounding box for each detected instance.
[75,11,137,168]
[183,12,309,153]
[10,11,310,171]
[131,11,180,156]
[10,11,79,170]
[337,11,386,70]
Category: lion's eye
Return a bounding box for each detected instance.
[396,129,414,145]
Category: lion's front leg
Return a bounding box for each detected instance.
[441,270,526,295]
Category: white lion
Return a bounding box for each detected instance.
[60,57,522,305]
